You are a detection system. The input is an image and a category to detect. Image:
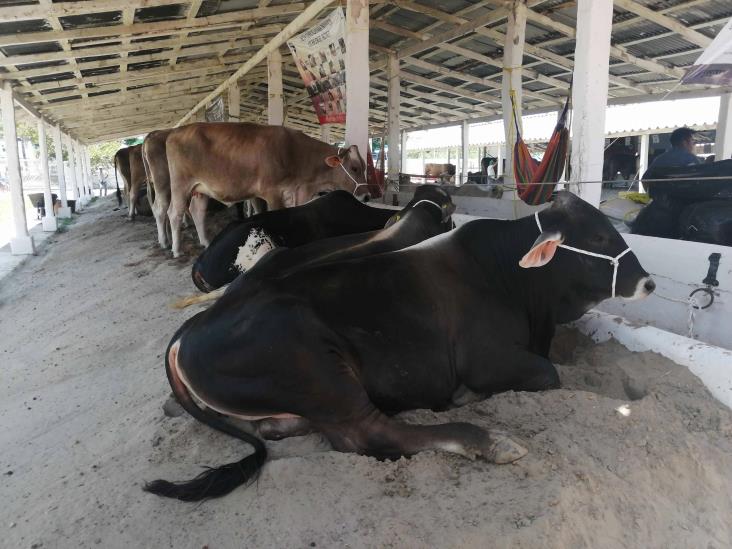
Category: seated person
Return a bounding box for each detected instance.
[648,127,700,170]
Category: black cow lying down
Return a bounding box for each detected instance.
[191,190,396,292]
[174,186,456,308]
[145,192,655,501]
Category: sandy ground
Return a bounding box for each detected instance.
[2,195,732,549]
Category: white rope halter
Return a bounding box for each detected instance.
[534,211,632,298]
[337,146,369,196]
[412,199,443,215]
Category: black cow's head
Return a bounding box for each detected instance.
[519,191,654,322]
[385,184,456,229]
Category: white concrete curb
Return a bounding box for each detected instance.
[574,309,732,410]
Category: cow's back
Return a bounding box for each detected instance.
[192,192,394,290]
[166,123,333,198]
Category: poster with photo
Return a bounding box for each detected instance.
[287,8,347,124]
[205,95,225,122]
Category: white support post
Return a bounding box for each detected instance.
[65,135,80,211]
[227,82,240,123]
[76,141,87,204]
[1,81,34,254]
[638,133,649,193]
[497,144,504,177]
[716,92,732,160]
[85,147,94,199]
[400,130,407,181]
[387,53,401,185]
[501,0,527,194]
[76,141,86,206]
[53,125,71,219]
[320,124,331,144]
[267,49,284,125]
[37,119,57,232]
[569,0,613,207]
[461,120,470,185]
[345,0,370,161]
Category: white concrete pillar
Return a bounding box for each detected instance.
[75,141,86,206]
[320,124,331,144]
[461,120,470,184]
[387,53,401,183]
[65,135,81,211]
[638,133,649,193]
[400,130,408,181]
[85,147,94,198]
[75,141,87,204]
[501,0,527,191]
[497,144,504,177]
[267,50,284,125]
[716,92,732,160]
[568,0,613,207]
[37,119,57,232]
[53,125,71,218]
[345,0,370,161]
[228,82,240,122]
[1,81,35,254]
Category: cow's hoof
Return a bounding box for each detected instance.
[486,432,527,464]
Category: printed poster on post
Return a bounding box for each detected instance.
[287,8,347,125]
[205,95,225,122]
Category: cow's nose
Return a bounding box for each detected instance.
[644,278,656,294]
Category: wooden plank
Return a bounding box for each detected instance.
[0,4,304,47]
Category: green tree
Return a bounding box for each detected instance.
[89,141,123,168]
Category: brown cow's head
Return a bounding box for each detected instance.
[323,145,368,196]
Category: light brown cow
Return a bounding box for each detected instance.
[114,144,150,218]
[142,129,173,247]
[164,122,367,257]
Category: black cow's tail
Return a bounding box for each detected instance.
[113,151,122,207]
[143,325,267,502]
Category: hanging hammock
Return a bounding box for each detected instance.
[512,91,572,205]
[365,140,385,198]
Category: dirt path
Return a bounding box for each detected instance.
[2,196,731,549]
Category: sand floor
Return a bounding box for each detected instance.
[2,196,732,549]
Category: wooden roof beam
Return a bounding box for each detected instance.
[613,0,712,48]
[0,4,302,47]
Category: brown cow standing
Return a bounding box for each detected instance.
[114,144,150,218]
[142,129,173,247]
[164,122,367,257]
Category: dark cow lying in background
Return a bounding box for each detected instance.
[174,185,456,308]
[145,192,655,501]
[191,191,396,292]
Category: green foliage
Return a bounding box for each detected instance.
[123,137,143,146]
[89,141,123,168]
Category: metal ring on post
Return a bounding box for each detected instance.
[689,287,715,310]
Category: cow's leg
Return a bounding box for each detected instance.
[128,183,137,219]
[301,363,526,464]
[189,193,210,247]
[167,194,187,258]
[256,417,313,440]
[152,195,170,248]
[316,407,526,464]
[461,349,560,396]
[250,197,267,215]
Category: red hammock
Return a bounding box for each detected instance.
[512,93,571,205]
[365,141,385,198]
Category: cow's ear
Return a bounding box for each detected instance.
[324,155,342,168]
[519,231,563,268]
